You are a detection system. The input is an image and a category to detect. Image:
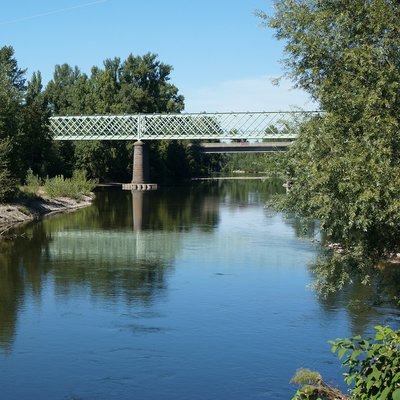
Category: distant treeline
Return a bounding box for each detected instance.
[0,46,221,201]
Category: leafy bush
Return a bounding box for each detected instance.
[291,326,400,400]
[43,170,97,199]
[331,326,400,400]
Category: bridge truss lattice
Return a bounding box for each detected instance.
[49,111,321,141]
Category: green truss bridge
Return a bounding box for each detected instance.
[49,111,319,189]
[49,111,319,141]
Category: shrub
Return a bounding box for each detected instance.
[43,170,97,199]
[331,326,400,400]
[21,168,42,195]
[291,368,349,400]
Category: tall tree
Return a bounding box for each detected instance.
[20,71,52,177]
[0,139,17,201]
[0,45,26,91]
[45,64,88,177]
[0,46,24,142]
[259,1,400,255]
[46,64,89,115]
[86,66,118,114]
[115,53,184,113]
[0,46,25,187]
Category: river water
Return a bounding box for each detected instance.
[0,180,399,399]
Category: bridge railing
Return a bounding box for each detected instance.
[49,111,321,141]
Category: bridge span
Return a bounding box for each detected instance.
[49,111,318,141]
[49,111,318,189]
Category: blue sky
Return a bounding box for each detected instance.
[1,0,314,112]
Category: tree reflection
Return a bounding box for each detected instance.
[0,184,223,351]
[281,213,319,240]
[279,205,400,336]
[0,179,301,350]
[308,249,400,335]
[140,185,220,232]
[0,223,53,352]
[0,243,22,353]
[217,178,286,206]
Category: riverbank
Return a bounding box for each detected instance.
[0,194,93,236]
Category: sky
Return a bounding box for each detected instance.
[1,0,315,112]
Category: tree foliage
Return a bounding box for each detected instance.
[221,152,288,177]
[46,53,185,116]
[260,1,400,256]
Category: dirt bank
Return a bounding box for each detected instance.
[0,194,93,236]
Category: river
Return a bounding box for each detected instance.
[0,180,399,399]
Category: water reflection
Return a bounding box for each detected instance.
[1,179,399,356]
[0,182,225,351]
[2,180,400,400]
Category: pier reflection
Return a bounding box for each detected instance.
[132,190,145,231]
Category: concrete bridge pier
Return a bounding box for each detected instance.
[123,140,157,191]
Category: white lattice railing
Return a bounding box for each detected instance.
[49,111,321,141]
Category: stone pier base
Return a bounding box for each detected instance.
[122,183,158,191]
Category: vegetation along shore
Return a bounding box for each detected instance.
[0,170,96,237]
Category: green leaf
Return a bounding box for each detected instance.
[393,372,400,382]
[379,386,390,400]
[338,347,347,360]
[351,349,362,359]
